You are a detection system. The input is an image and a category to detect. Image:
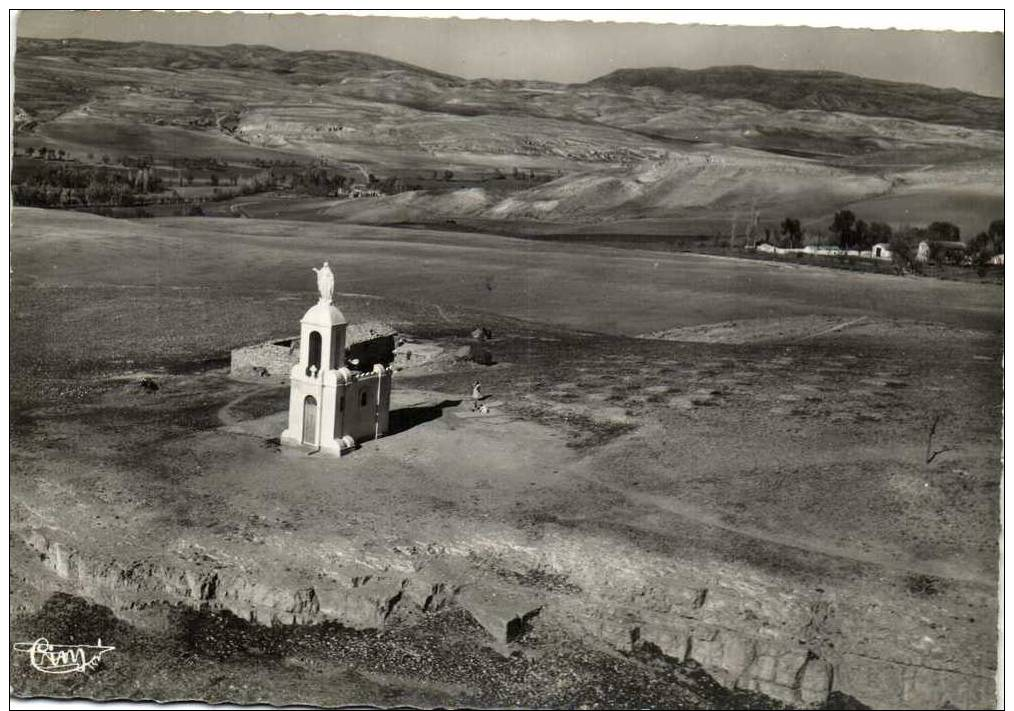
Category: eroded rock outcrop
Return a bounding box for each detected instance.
[17,525,995,709]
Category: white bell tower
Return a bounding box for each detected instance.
[280,262,392,456]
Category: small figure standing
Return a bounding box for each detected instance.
[311,261,335,305]
[471,380,483,411]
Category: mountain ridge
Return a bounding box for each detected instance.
[590,65,1003,131]
[11,37,1003,235]
[15,37,1002,131]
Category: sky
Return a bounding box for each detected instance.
[14,10,1005,97]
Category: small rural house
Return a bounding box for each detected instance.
[872,243,893,261]
[929,241,968,265]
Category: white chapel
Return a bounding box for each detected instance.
[280,262,392,455]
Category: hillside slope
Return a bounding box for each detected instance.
[591,66,1003,131]
[12,38,1004,233]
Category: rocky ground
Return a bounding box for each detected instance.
[11,318,1000,709]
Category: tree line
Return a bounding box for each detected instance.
[776,210,1004,273]
[12,164,165,208]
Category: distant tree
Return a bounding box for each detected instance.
[512,166,520,180]
[926,221,961,243]
[829,210,856,249]
[101,154,111,165]
[961,230,993,271]
[966,232,994,275]
[967,231,992,255]
[184,171,194,186]
[868,221,893,247]
[853,219,870,251]
[210,173,219,187]
[889,228,922,274]
[56,149,65,160]
[780,217,802,248]
[24,146,34,158]
[988,219,1004,254]
[443,170,454,181]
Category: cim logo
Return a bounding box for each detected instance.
[13,638,115,674]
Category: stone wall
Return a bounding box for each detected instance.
[229,340,298,384]
[230,332,395,384]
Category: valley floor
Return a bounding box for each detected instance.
[9,209,1002,709]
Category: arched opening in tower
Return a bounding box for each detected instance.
[307,330,322,376]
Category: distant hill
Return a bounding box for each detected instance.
[15,37,461,81]
[11,38,1003,235]
[589,66,1003,131]
[14,38,464,121]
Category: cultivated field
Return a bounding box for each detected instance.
[10,208,1002,708]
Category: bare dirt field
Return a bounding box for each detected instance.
[12,208,1002,336]
[10,207,1002,709]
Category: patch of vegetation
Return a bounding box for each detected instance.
[905,573,943,597]
[508,402,636,449]
[480,557,583,593]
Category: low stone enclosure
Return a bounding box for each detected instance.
[231,321,396,384]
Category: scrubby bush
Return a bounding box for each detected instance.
[889,230,921,274]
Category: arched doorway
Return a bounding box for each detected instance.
[302,395,318,445]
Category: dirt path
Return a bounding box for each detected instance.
[433,303,454,323]
[230,202,252,218]
[793,315,869,342]
[216,387,263,426]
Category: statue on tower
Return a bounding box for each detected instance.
[311,261,335,305]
